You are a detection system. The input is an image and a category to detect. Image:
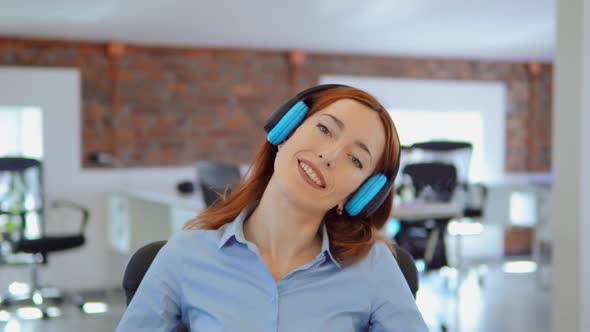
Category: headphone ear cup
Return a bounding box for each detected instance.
[345,174,387,217]
[358,176,395,218]
[267,101,309,145]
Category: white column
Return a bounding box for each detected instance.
[552,1,590,331]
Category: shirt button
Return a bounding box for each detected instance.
[269,295,277,303]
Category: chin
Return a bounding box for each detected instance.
[277,182,327,212]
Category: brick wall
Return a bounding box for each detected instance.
[0,37,552,171]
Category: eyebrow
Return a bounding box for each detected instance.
[323,114,373,160]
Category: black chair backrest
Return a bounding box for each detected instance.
[199,181,230,207]
[0,157,42,172]
[0,157,43,207]
[408,140,473,184]
[122,241,419,306]
[410,140,472,152]
[0,157,44,240]
[122,240,167,305]
[402,162,458,202]
[195,160,241,207]
[392,243,419,297]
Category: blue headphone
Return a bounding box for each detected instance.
[263,84,400,218]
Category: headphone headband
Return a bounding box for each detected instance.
[264,84,351,134]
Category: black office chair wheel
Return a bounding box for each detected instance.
[0,298,13,307]
[52,296,65,305]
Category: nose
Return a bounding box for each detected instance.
[318,153,331,168]
[317,146,342,169]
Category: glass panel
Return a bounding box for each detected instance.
[0,106,43,159]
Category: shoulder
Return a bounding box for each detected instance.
[166,227,222,251]
[157,228,222,262]
[364,240,399,272]
[369,240,397,262]
[355,241,407,292]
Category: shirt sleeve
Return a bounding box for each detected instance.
[116,233,185,332]
[368,242,428,332]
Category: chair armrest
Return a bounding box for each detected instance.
[51,200,90,234]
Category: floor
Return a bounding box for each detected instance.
[0,258,551,332]
[417,259,551,332]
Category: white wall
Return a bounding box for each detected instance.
[582,2,590,330]
[0,66,197,291]
[552,0,590,331]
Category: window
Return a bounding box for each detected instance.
[0,106,43,159]
[388,109,485,181]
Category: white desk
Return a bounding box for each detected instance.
[109,190,203,254]
[390,202,464,221]
[109,189,466,255]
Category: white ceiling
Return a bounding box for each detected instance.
[0,0,555,61]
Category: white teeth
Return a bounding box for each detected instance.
[299,162,323,187]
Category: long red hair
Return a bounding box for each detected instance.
[184,87,401,266]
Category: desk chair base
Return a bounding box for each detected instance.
[0,254,68,319]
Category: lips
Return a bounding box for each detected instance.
[297,158,326,189]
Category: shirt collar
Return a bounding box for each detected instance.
[217,202,256,248]
[318,222,341,268]
[217,202,342,269]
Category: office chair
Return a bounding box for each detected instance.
[394,162,458,271]
[409,140,492,261]
[0,157,89,317]
[122,240,419,330]
[409,141,473,184]
[195,160,242,207]
[407,140,489,216]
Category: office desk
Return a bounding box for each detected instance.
[110,190,465,255]
[109,191,203,255]
[390,202,464,221]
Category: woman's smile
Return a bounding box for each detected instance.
[297,158,326,189]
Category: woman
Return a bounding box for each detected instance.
[116,85,428,331]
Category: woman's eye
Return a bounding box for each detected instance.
[316,123,331,136]
[350,155,363,169]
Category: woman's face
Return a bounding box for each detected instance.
[273,98,386,214]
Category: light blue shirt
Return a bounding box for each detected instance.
[116,203,427,331]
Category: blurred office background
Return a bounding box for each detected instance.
[0,0,588,331]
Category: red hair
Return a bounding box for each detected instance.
[184,87,401,265]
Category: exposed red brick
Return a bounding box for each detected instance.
[0,36,552,170]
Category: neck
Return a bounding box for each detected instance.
[243,178,324,263]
